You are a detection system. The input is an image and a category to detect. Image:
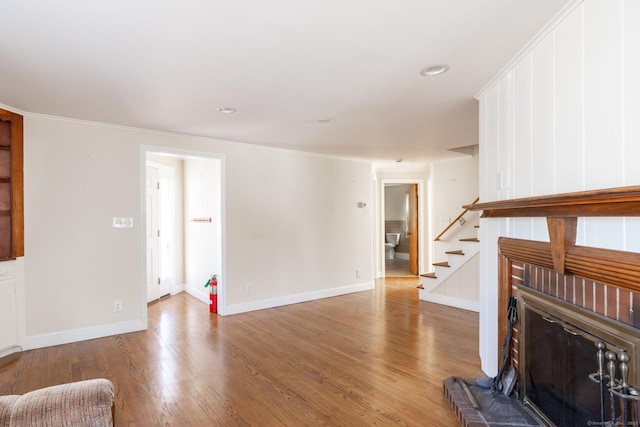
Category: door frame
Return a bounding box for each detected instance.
[145,163,161,303]
[139,145,227,327]
[379,178,425,277]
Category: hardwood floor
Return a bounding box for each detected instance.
[384,258,415,277]
[0,277,483,426]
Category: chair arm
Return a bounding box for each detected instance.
[9,379,114,427]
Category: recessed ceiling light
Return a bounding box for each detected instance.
[420,64,450,76]
[217,107,236,114]
[316,117,332,124]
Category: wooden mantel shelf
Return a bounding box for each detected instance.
[473,186,640,365]
[465,185,640,276]
[464,185,640,218]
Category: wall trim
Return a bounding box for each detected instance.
[171,282,186,295]
[20,287,380,348]
[14,106,371,166]
[185,284,209,304]
[24,319,146,351]
[421,294,480,313]
[221,282,375,316]
[0,346,23,359]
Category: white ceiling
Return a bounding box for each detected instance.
[0,0,570,171]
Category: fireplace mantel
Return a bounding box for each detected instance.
[464,185,640,218]
[464,185,640,368]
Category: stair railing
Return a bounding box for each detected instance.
[434,197,479,241]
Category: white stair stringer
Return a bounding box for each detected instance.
[419,240,480,312]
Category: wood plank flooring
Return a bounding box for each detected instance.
[0,277,482,426]
[384,258,415,277]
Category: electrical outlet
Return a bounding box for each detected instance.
[114,300,122,312]
[356,270,360,278]
[245,283,251,294]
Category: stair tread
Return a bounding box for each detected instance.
[420,272,437,279]
[445,250,465,255]
[433,261,450,267]
[459,238,480,242]
[417,285,424,289]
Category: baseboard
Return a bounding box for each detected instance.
[24,319,146,351]
[420,293,480,312]
[0,345,23,359]
[223,282,375,316]
[21,283,374,350]
[394,252,410,261]
[171,282,185,295]
[184,283,208,304]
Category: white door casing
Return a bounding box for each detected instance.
[146,166,160,303]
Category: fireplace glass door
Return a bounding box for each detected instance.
[523,304,611,426]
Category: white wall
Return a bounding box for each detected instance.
[431,155,479,262]
[384,185,408,221]
[430,253,479,308]
[476,0,640,375]
[183,157,221,302]
[21,113,374,347]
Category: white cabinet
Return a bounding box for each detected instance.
[0,261,17,352]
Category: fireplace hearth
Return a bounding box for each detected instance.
[442,377,539,427]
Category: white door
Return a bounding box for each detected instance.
[146,166,160,303]
[158,169,174,298]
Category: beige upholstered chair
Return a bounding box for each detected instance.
[0,378,114,427]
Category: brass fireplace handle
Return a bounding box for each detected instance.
[563,327,580,336]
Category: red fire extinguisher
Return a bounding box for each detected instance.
[205,274,218,313]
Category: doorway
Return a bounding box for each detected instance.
[381,180,423,277]
[140,146,226,322]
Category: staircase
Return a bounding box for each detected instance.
[418,233,480,312]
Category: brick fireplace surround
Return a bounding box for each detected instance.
[502,238,640,378]
[463,186,640,424]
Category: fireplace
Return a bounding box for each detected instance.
[461,186,640,427]
[518,285,640,425]
[498,242,640,426]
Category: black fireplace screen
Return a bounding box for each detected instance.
[524,304,610,425]
[519,285,640,427]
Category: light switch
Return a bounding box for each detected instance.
[112,217,134,228]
